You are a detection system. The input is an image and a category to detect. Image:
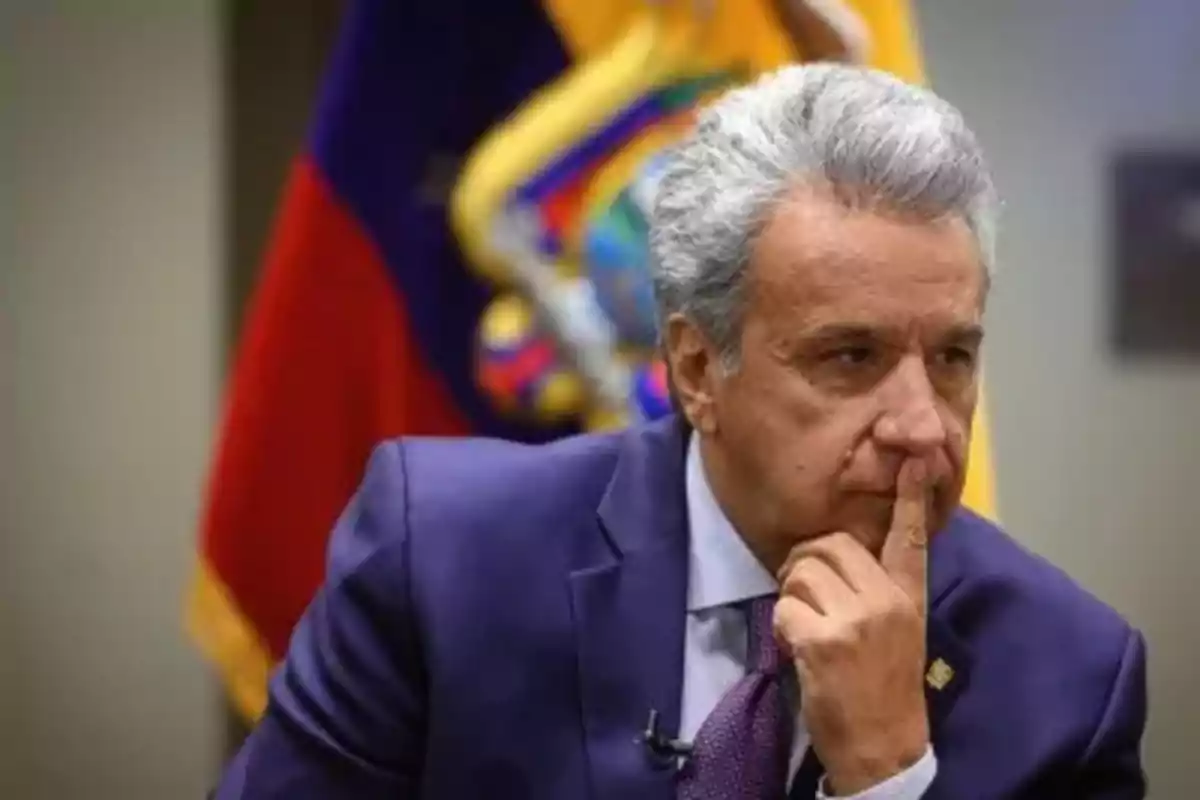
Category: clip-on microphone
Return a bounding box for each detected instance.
[640,708,694,761]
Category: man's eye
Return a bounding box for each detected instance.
[824,346,873,366]
[938,346,976,367]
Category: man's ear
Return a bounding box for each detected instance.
[663,313,720,435]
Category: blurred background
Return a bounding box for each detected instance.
[2,0,1198,797]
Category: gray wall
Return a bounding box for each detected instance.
[917,0,1200,795]
[1,62,19,789]
[0,2,223,797]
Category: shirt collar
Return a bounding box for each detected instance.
[685,432,777,612]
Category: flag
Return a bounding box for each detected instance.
[187,0,578,722]
[189,0,998,723]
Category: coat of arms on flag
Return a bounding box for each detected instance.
[188,0,997,724]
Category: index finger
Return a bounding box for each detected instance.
[880,458,930,611]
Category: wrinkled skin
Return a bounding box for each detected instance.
[664,185,987,794]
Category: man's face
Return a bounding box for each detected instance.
[669,188,986,567]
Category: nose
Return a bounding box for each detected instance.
[872,357,946,457]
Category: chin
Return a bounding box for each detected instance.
[835,502,893,555]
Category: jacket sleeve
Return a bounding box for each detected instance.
[214,441,426,799]
[1075,628,1148,799]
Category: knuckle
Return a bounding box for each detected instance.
[772,599,796,632]
[798,532,847,559]
[827,530,857,550]
[774,598,814,635]
[814,620,862,653]
[906,523,929,549]
[787,547,819,576]
[822,634,858,659]
[883,600,924,637]
[778,550,803,581]
[857,590,914,629]
[783,559,820,594]
[880,592,915,622]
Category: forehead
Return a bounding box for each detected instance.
[749,189,986,333]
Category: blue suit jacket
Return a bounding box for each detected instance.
[216,417,1147,798]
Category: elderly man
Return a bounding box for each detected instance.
[215,64,1147,799]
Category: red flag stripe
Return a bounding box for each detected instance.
[198,157,470,662]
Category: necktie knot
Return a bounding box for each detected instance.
[746,595,782,675]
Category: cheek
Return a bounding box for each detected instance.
[710,369,793,477]
[720,350,823,430]
[811,397,889,471]
[720,368,846,491]
[929,408,973,526]
[940,402,974,475]
[775,411,879,518]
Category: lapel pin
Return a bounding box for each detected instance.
[926,658,954,691]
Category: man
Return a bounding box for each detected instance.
[215,64,1147,798]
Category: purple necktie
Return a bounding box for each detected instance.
[677,596,791,800]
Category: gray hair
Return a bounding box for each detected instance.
[649,63,998,362]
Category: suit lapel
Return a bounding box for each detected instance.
[569,419,977,799]
[571,417,690,800]
[924,510,976,730]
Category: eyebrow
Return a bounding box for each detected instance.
[801,322,985,345]
[944,324,985,347]
[802,323,879,342]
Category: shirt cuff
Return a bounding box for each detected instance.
[816,747,937,799]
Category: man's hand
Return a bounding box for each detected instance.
[773,459,931,796]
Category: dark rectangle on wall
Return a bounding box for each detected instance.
[1110,147,1200,357]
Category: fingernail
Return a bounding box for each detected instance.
[908,459,927,483]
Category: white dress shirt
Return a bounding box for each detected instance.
[679,434,936,799]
